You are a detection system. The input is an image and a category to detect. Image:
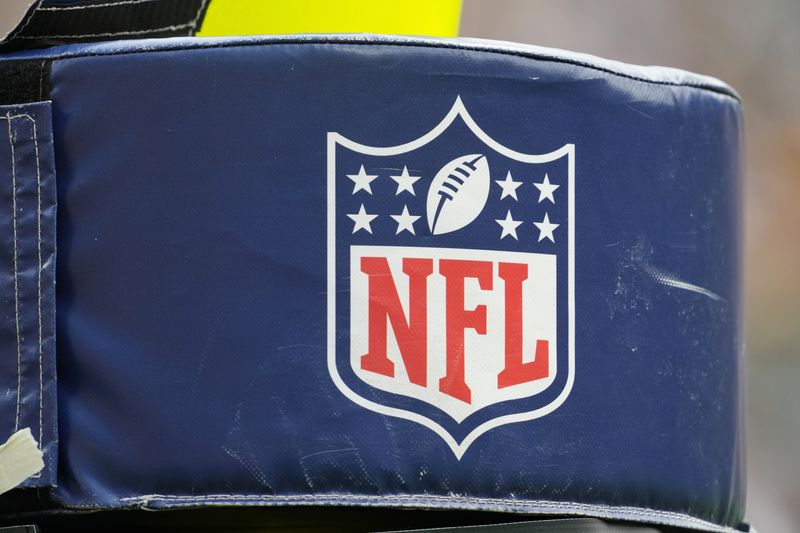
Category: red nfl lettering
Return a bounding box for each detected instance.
[497,262,550,389]
[359,256,550,405]
[360,257,432,386]
[438,259,492,404]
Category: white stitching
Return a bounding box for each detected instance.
[3,3,39,44]
[2,113,46,479]
[4,114,23,434]
[25,113,44,479]
[110,493,742,532]
[17,0,208,40]
[28,115,44,453]
[38,60,47,101]
[17,22,194,40]
[39,0,164,10]
[192,0,210,34]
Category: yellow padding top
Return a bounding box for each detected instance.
[198,0,462,38]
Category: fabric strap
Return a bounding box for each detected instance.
[0,0,210,51]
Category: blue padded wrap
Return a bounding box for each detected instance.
[0,102,58,487]
[0,36,744,531]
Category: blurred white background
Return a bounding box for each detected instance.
[461,1,800,531]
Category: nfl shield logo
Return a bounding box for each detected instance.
[327,97,575,458]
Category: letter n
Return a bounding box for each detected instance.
[359,257,433,387]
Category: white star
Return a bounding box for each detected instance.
[533,212,559,243]
[347,165,379,195]
[390,205,421,235]
[495,210,523,240]
[495,171,523,201]
[347,204,378,234]
[533,173,559,203]
[389,166,422,196]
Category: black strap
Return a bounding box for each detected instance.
[0,0,210,52]
[0,60,51,105]
[0,526,38,533]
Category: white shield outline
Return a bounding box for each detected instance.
[327,96,575,459]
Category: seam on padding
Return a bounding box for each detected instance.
[5,36,741,101]
[59,493,744,532]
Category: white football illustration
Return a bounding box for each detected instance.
[426,154,490,235]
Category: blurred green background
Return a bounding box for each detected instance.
[460,1,800,531]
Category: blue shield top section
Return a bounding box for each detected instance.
[0,35,743,530]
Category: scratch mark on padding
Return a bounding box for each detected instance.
[299,448,359,462]
[641,262,723,302]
